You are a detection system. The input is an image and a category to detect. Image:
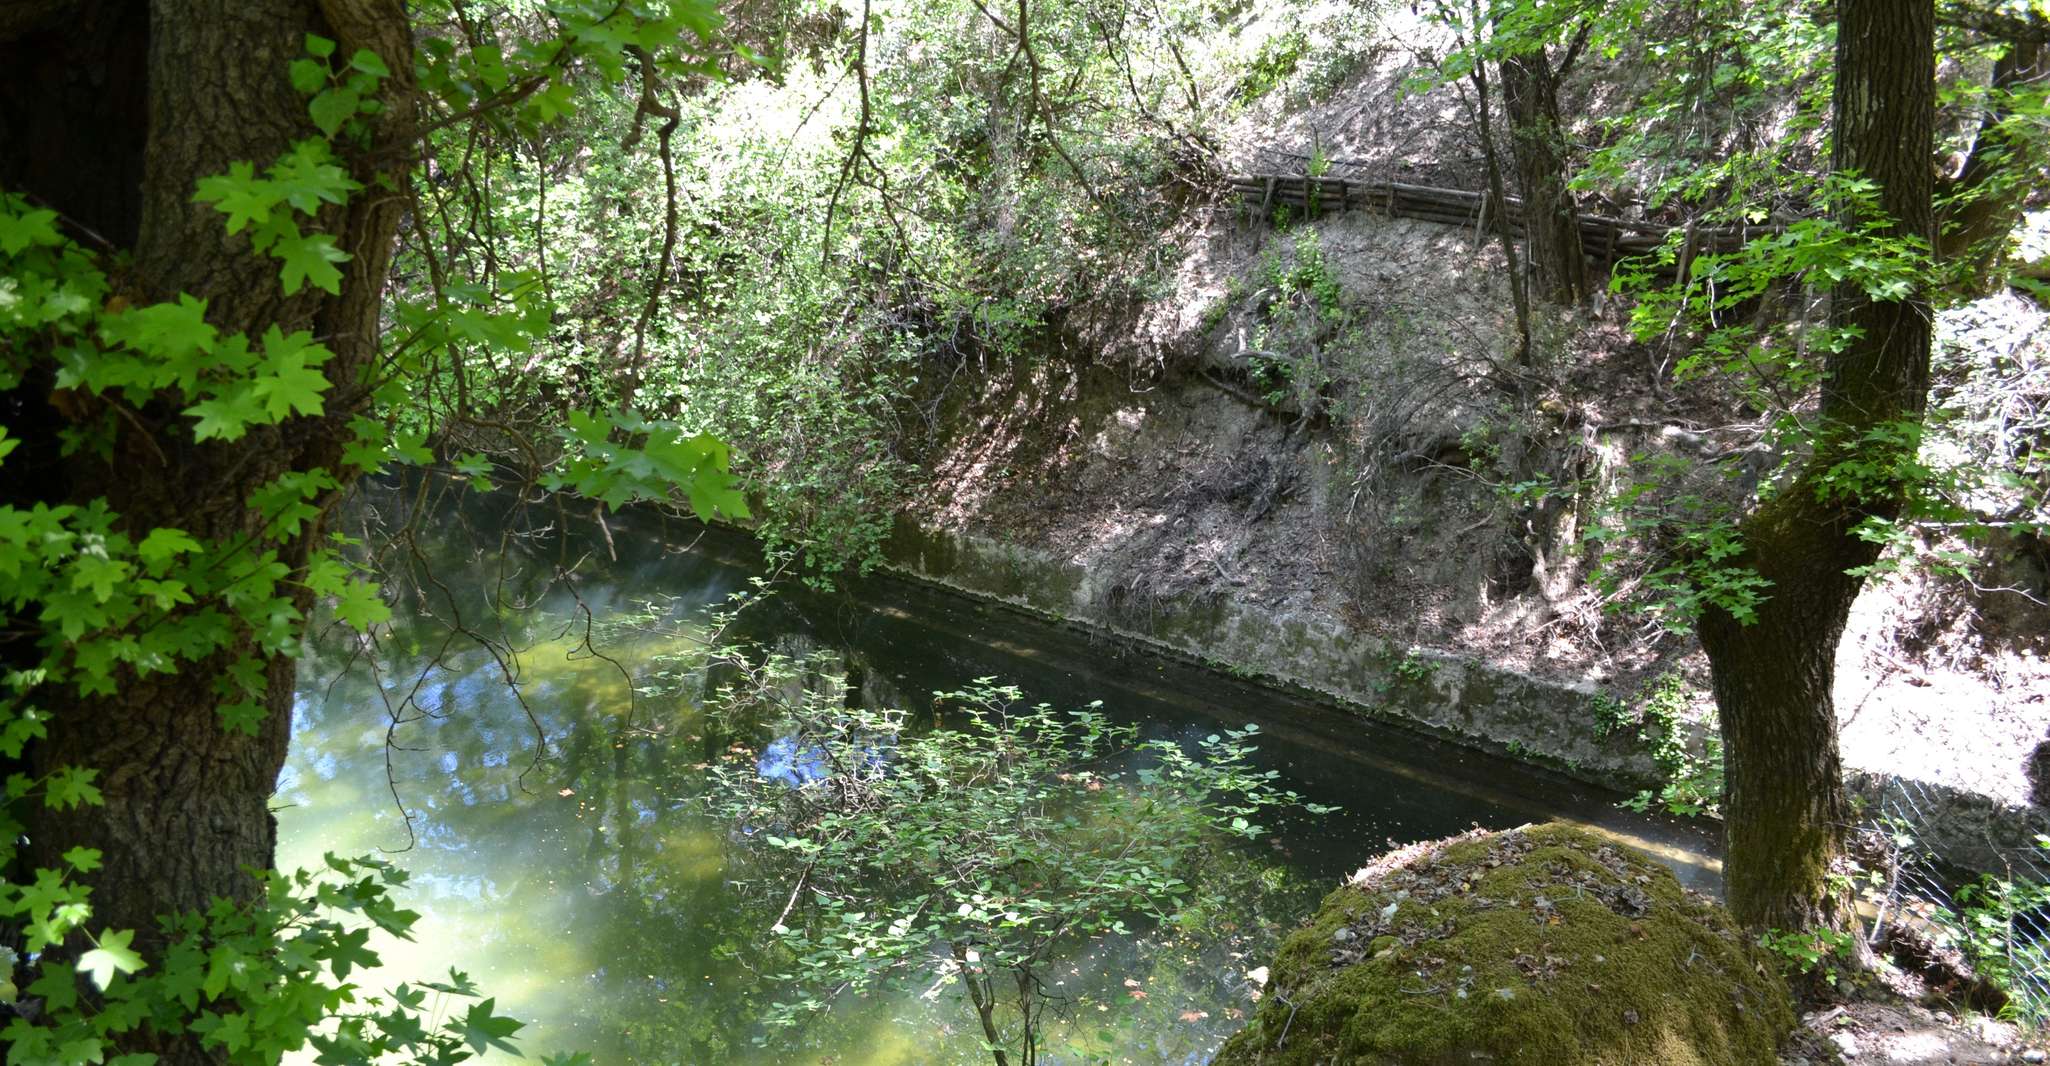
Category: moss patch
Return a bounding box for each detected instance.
[1214,823,1792,1066]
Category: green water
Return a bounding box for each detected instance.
[278,499,1716,1064]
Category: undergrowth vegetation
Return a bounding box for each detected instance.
[423,0,1379,580]
[696,643,1329,1066]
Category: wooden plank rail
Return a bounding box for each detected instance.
[1224,174,1773,277]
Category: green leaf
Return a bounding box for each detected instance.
[290,57,329,95]
[185,388,265,442]
[201,945,240,1000]
[389,428,433,466]
[45,766,102,809]
[329,413,388,467]
[348,49,390,78]
[27,963,81,1013]
[459,998,524,1055]
[192,162,277,235]
[275,231,349,295]
[0,206,61,255]
[324,927,378,980]
[334,579,390,633]
[250,326,333,418]
[216,700,265,737]
[61,846,102,872]
[452,451,494,490]
[309,87,361,137]
[100,294,217,369]
[304,33,336,58]
[269,139,358,214]
[80,929,146,990]
[137,528,202,566]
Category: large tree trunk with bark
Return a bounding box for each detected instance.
[1498,48,1588,306]
[1699,0,1933,932]
[0,0,411,1057]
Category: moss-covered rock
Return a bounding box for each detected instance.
[1213,823,1793,1065]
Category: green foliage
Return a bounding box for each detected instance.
[1265,229,1344,320]
[1582,453,1772,634]
[1239,229,1353,416]
[1392,650,1436,685]
[1577,0,1831,213]
[701,656,1327,1061]
[1757,925,1855,987]
[2,3,1391,1054]
[415,0,1254,582]
[0,2,746,1061]
[1599,672,1723,818]
[1621,175,1929,405]
[1596,163,2048,622]
[545,409,751,519]
[1585,174,1951,632]
[0,853,548,1064]
[1933,837,2050,1028]
[1238,30,1309,103]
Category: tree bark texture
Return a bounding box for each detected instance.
[1498,48,1588,306]
[2,0,413,1057]
[1699,0,1934,933]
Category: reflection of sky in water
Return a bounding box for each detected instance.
[280,511,1719,1065]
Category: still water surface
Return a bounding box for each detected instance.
[278,499,1716,1064]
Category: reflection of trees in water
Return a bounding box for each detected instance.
[691,652,1321,1066]
[294,598,766,1055]
[288,498,1316,1062]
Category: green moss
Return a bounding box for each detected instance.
[1214,824,1792,1066]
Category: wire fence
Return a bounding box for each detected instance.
[1856,771,2050,1025]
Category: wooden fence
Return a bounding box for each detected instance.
[1224,174,1771,276]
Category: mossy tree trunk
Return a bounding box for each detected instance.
[1699,0,1934,933]
[0,2,412,1058]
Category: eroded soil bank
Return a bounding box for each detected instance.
[882,198,2049,871]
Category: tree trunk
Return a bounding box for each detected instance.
[1466,58,1534,367]
[2,0,412,1057]
[1699,0,1933,932]
[1699,522,1861,932]
[1938,36,2044,292]
[1499,48,1589,306]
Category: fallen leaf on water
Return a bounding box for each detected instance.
[558,788,576,797]
[1178,1010,1209,1023]
[1123,978,1142,988]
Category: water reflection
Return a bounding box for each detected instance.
[279,492,1717,1064]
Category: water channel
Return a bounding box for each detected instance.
[278,489,1718,1064]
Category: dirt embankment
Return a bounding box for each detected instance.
[888,10,2049,860]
